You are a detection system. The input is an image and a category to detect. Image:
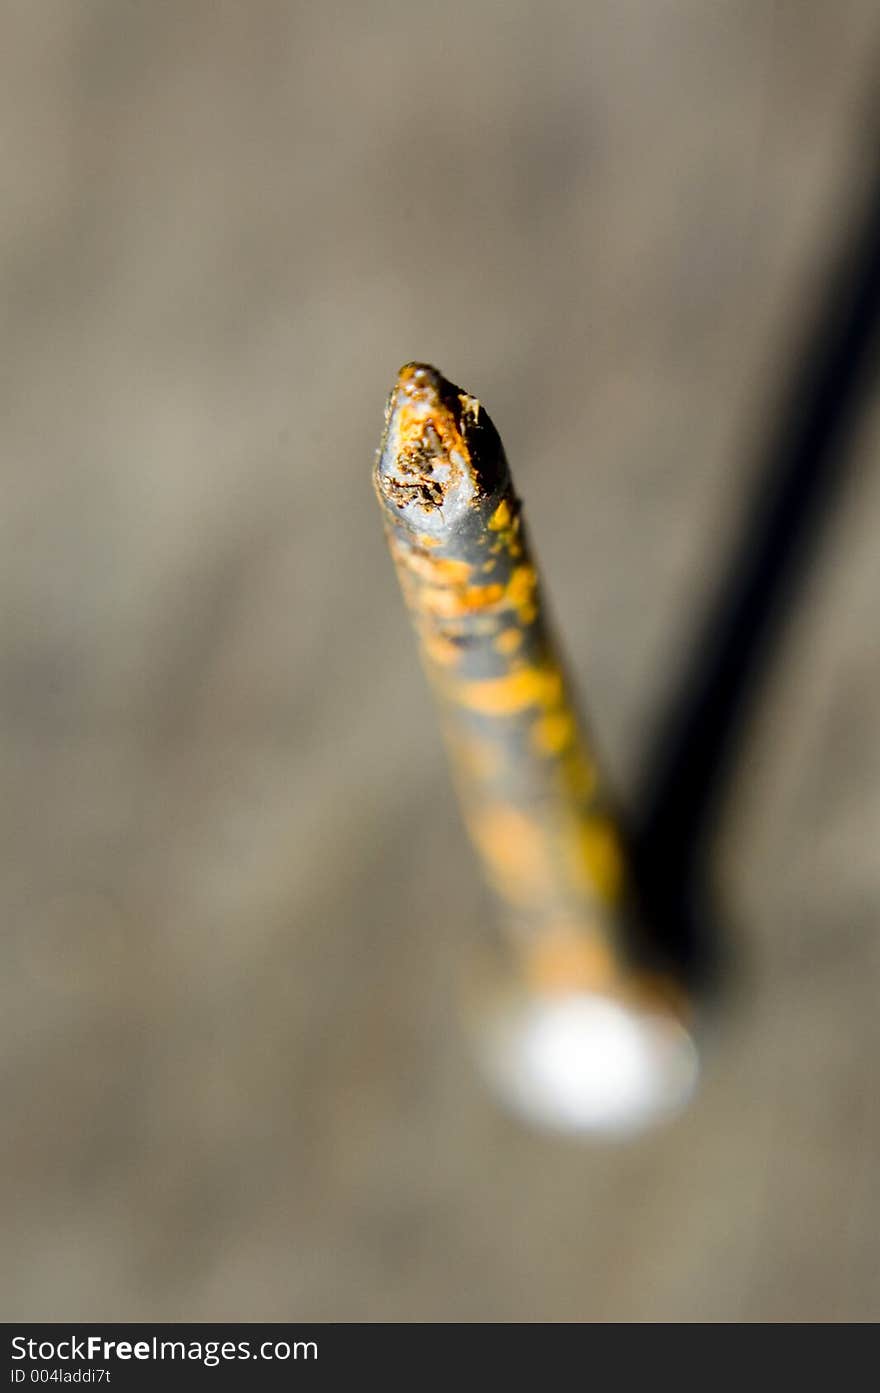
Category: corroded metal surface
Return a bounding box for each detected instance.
[373,364,690,1031]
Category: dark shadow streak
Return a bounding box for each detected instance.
[631,148,880,992]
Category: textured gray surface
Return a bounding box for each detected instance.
[2,1,879,1320]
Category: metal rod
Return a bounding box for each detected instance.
[373,363,698,1135]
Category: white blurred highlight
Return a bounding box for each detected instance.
[475,990,699,1137]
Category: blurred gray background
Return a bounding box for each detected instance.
[2,0,879,1320]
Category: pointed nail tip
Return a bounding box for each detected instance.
[390,362,450,411]
[375,361,509,529]
[396,361,444,386]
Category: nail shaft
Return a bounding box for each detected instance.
[373,363,698,1134]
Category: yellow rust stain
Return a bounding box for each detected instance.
[560,746,598,800]
[524,926,616,993]
[487,500,524,560]
[419,581,506,617]
[489,499,512,531]
[505,563,538,623]
[417,534,441,549]
[566,815,626,904]
[393,536,540,627]
[394,547,473,585]
[507,564,535,598]
[422,631,462,667]
[531,709,576,756]
[394,538,551,622]
[401,556,538,624]
[494,627,524,656]
[468,804,554,903]
[453,663,563,715]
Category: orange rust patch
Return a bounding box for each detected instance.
[504,563,538,622]
[418,581,506,617]
[488,499,512,531]
[566,815,625,904]
[560,746,598,800]
[422,631,462,667]
[487,501,524,559]
[468,804,553,903]
[452,663,563,715]
[531,709,576,756]
[506,563,536,598]
[524,926,616,993]
[494,627,524,656]
[394,546,472,585]
[392,534,522,619]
